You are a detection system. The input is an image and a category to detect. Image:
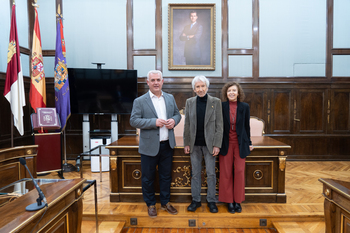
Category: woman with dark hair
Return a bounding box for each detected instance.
[219,82,254,213]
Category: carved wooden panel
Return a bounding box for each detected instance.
[117,158,218,193]
[121,160,142,190]
[245,160,274,191]
[45,213,68,233]
[0,163,20,188]
[67,114,82,131]
[118,114,134,135]
[343,213,350,233]
[172,91,193,111]
[66,135,83,157]
[293,137,329,159]
[270,89,293,133]
[329,137,350,157]
[297,89,327,133]
[331,90,350,134]
[171,162,192,189]
[244,89,267,123]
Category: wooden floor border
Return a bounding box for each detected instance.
[82,202,324,228]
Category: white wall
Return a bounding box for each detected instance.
[1,0,350,77]
[260,0,327,77]
[63,0,127,69]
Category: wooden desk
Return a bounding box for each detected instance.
[107,136,291,203]
[0,145,38,188]
[0,178,86,233]
[319,178,350,233]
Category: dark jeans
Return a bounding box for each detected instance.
[140,140,173,206]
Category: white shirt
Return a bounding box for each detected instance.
[149,90,168,141]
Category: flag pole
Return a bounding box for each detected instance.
[55,4,75,172]
[11,114,14,147]
[10,0,15,148]
[5,1,25,144]
[62,129,76,172]
[10,0,13,147]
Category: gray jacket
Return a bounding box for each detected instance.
[130,91,181,156]
[183,94,223,154]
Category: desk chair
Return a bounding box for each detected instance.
[250,116,265,136]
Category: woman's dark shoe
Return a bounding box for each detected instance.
[234,202,242,213]
[227,203,235,213]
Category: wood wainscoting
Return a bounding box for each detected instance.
[1,75,350,161]
[139,80,350,161]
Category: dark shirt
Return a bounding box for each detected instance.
[194,94,207,146]
[229,101,238,133]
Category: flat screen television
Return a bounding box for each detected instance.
[68,68,138,114]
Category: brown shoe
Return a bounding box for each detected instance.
[147,205,157,218]
[161,202,178,215]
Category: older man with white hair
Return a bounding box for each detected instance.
[183,75,223,213]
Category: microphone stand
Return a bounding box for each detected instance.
[19,158,48,211]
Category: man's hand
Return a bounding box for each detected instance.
[212,146,220,156]
[156,119,168,127]
[165,118,175,129]
[184,146,190,154]
[249,145,254,151]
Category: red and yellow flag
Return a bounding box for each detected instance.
[30,7,46,113]
[4,4,26,136]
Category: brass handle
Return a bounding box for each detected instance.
[294,118,300,122]
[325,189,330,197]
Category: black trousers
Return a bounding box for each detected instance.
[140,140,173,206]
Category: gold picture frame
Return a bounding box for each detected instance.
[168,3,216,70]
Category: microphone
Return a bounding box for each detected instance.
[19,158,48,211]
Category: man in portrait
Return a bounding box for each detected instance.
[179,10,203,65]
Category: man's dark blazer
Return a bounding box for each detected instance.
[220,100,252,159]
[179,22,203,64]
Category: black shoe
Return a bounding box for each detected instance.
[234,202,242,213]
[187,201,201,212]
[227,203,235,214]
[207,202,218,213]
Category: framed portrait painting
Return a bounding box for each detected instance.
[168,4,216,70]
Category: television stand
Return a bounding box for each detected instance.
[82,114,118,156]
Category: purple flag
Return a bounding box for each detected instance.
[54,17,70,131]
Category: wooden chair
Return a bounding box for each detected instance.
[250,116,265,136]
